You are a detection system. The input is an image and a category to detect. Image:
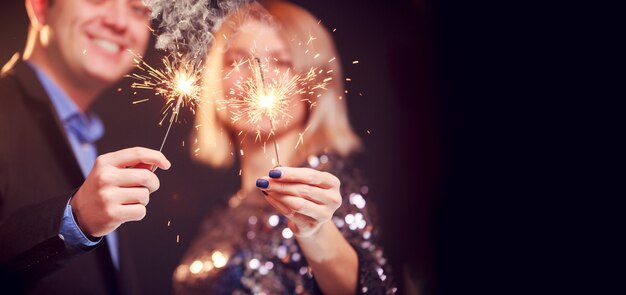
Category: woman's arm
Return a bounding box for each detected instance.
[294,220,358,295]
[256,167,357,294]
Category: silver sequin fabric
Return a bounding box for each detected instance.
[173,154,396,294]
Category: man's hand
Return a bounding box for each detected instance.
[70,147,171,237]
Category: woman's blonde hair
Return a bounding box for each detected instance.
[193,0,361,167]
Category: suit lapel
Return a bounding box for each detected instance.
[96,237,122,295]
[11,60,85,189]
[116,228,141,295]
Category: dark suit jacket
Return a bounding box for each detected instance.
[0,57,139,294]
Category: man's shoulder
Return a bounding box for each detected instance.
[0,54,29,112]
[0,71,23,112]
[0,70,20,89]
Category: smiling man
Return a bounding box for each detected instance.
[0,0,170,294]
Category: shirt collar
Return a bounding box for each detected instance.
[27,61,104,144]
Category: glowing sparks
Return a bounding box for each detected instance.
[223,57,248,80]
[175,73,195,96]
[132,98,150,104]
[126,50,203,152]
[223,57,297,130]
[307,33,317,45]
[127,53,203,114]
[295,125,311,149]
[220,53,330,165]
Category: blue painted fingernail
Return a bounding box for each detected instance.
[256,179,269,188]
[269,169,282,178]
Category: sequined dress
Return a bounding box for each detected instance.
[173,154,396,294]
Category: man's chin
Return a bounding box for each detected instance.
[84,67,129,86]
[85,57,133,82]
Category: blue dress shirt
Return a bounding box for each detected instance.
[28,62,120,270]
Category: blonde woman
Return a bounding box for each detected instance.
[174,1,394,294]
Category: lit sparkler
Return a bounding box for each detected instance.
[126,51,204,158]
[222,54,330,166]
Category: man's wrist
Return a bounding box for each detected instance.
[60,198,101,250]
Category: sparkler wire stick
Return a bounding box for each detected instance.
[253,56,281,166]
[159,94,184,152]
[269,119,280,166]
[151,94,183,172]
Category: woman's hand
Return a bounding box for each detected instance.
[256,167,342,238]
[257,167,358,294]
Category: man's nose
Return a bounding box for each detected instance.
[102,1,130,33]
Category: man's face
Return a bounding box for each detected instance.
[43,0,151,84]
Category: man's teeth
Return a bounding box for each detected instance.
[93,39,120,53]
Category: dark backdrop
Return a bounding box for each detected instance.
[1,0,436,294]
